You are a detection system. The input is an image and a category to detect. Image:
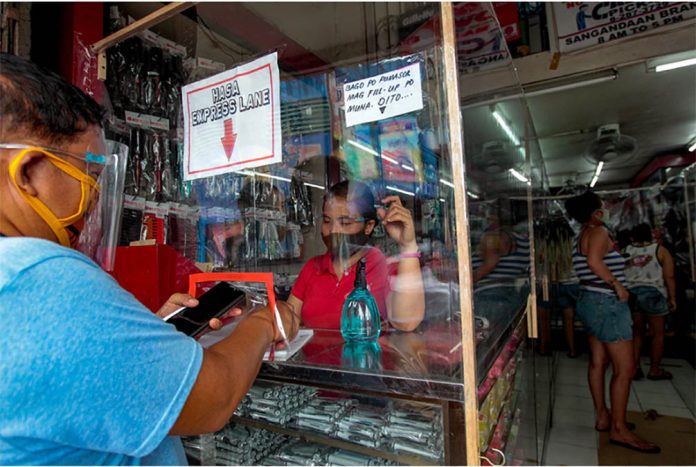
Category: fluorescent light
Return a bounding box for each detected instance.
[647,51,696,73]
[401,164,415,172]
[439,178,455,188]
[461,70,617,109]
[236,170,291,183]
[303,182,324,190]
[589,161,604,188]
[594,161,604,177]
[689,138,696,152]
[656,57,696,73]
[347,139,398,164]
[492,110,520,146]
[525,73,617,97]
[347,139,378,156]
[467,191,479,199]
[386,185,415,197]
[508,168,528,183]
[439,198,446,202]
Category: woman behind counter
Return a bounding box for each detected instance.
[287,180,425,332]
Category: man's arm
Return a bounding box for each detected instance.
[169,302,297,435]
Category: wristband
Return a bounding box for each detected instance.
[400,251,421,259]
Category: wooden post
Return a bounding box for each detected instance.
[440,2,480,465]
[90,2,197,53]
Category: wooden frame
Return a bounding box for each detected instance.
[440,2,480,465]
[90,2,197,53]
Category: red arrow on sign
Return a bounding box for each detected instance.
[221,118,237,161]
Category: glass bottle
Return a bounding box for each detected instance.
[340,257,381,342]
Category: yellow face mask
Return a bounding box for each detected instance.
[8,147,101,248]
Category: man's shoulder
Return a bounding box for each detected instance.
[0,237,97,288]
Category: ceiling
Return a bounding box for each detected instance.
[525,61,696,189]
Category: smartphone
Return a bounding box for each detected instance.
[164,282,246,338]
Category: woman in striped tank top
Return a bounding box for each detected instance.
[565,191,659,454]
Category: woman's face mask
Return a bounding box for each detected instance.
[322,231,370,261]
[596,208,611,225]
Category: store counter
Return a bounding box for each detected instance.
[258,326,466,402]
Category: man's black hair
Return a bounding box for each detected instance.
[631,223,653,243]
[564,190,602,224]
[0,53,106,144]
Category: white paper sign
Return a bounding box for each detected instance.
[182,52,281,181]
[344,62,423,128]
[554,2,696,53]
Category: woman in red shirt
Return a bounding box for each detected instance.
[287,180,425,332]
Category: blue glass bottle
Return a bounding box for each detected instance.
[340,257,381,342]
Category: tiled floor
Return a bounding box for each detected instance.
[542,353,695,466]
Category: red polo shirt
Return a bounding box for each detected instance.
[291,247,393,329]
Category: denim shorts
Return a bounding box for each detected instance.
[474,285,529,328]
[576,290,633,343]
[629,286,669,317]
[538,283,580,309]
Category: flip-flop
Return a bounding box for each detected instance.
[609,439,661,454]
[595,421,636,432]
[647,369,673,380]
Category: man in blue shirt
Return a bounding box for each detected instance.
[0,53,298,465]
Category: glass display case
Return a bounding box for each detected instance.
[93,2,554,464]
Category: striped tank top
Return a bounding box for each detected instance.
[473,231,531,292]
[572,230,625,295]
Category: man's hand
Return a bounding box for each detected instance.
[248,300,300,345]
[156,292,242,330]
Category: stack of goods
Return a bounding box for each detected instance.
[384,402,443,461]
[327,449,398,466]
[335,406,386,448]
[260,440,332,466]
[292,397,354,435]
[234,382,317,426]
[215,424,289,465]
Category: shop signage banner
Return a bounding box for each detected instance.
[343,62,423,128]
[554,2,696,53]
[182,52,281,181]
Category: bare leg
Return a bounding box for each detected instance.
[605,340,659,449]
[562,307,576,356]
[647,315,665,375]
[538,305,551,355]
[588,334,610,430]
[632,312,644,373]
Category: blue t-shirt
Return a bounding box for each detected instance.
[0,237,203,465]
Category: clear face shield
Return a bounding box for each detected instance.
[77,140,128,271]
[2,140,128,271]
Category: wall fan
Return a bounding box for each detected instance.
[470,141,520,175]
[585,123,637,165]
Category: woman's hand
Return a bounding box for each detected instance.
[377,196,417,252]
[156,292,242,330]
[613,283,629,303]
